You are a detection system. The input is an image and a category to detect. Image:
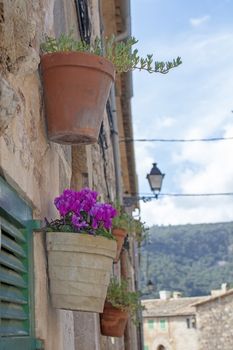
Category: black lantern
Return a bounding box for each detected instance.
[146,163,165,193]
[147,279,155,293]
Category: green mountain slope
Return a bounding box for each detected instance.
[140,222,233,298]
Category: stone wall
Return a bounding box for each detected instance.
[0,0,122,349]
[196,294,233,350]
[0,0,74,348]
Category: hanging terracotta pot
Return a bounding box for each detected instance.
[40,52,115,144]
[100,301,129,337]
[46,232,117,312]
[112,228,127,263]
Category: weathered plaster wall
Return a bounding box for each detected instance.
[121,248,139,350]
[143,316,198,350]
[0,0,119,349]
[0,1,75,349]
[196,295,233,350]
[34,232,75,350]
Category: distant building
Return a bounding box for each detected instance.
[195,288,233,350]
[142,285,233,350]
[142,293,207,350]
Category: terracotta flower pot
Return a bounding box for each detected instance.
[46,232,117,312]
[112,228,127,263]
[41,52,115,144]
[100,301,129,337]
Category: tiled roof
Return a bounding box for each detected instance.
[192,288,233,307]
[142,296,209,317]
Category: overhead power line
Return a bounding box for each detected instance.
[124,192,233,202]
[123,192,233,206]
[120,136,233,143]
[149,192,233,197]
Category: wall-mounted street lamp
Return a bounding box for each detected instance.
[146,163,165,197]
[123,163,165,206]
[140,279,156,298]
[147,279,155,293]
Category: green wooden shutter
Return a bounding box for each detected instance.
[0,177,38,350]
[159,319,167,330]
[147,319,154,329]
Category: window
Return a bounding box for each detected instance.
[0,2,4,24]
[186,316,196,329]
[74,0,91,44]
[191,316,196,329]
[0,177,39,349]
[148,319,154,329]
[159,319,167,330]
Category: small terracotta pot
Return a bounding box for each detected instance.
[41,52,115,144]
[112,228,127,263]
[100,301,129,337]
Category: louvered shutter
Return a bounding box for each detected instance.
[0,177,37,350]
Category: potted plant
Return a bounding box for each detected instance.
[100,277,144,337]
[111,205,133,263]
[132,218,149,245]
[40,33,181,144]
[44,188,117,313]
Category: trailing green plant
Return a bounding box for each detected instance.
[41,32,182,74]
[112,203,133,231]
[106,277,145,324]
[133,218,149,244]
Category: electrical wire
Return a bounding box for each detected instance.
[164,193,233,197]
[139,192,233,197]
[123,192,233,203]
[120,136,233,143]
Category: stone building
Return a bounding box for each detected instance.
[142,287,233,350]
[0,0,141,349]
[195,289,233,350]
[142,294,207,350]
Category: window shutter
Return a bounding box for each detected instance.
[0,177,38,350]
[0,217,29,337]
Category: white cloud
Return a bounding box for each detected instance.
[190,15,210,28]
[134,143,155,188]
[132,27,233,226]
[140,196,233,226]
[156,116,175,129]
[177,133,233,195]
[137,122,233,226]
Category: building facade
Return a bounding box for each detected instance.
[0,1,140,349]
[195,289,233,350]
[142,287,233,350]
[142,296,206,350]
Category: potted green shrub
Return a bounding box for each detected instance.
[111,205,133,262]
[40,33,181,144]
[132,218,149,245]
[100,277,144,337]
[44,188,117,313]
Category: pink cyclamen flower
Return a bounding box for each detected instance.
[52,188,117,233]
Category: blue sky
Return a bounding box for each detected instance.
[131,0,233,225]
